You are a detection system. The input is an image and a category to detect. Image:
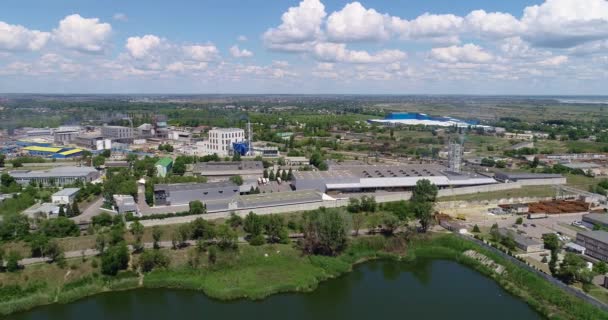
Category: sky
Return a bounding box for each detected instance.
[1,0,608,94]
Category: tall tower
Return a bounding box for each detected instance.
[448,141,463,173]
[247,121,253,156]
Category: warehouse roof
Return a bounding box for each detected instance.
[236,190,322,208]
[155,157,173,168]
[52,188,80,197]
[193,161,263,173]
[10,166,97,178]
[59,148,82,156]
[23,146,63,153]
[155,181,236,192]
[495,172,563,180]
[563,162,601,169]
[579,230,608,244]
[583,213,608,225]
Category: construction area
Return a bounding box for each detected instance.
[528,200,590,214]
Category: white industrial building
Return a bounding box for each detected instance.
[202,128,245,157]
[51,188,80,205]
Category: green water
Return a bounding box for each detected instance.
[9,260,540,320]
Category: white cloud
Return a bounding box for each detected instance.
[430,44,493,63]
[263,0,326,49]
[0,21,50,51]
[113,13,128,22]
[230,45,253,58]
[183,44,219,61]
[464,10,523,38]
[237,35,248,42]
[53,14,112,53]
[313,42,406,64]
[521,0,608,48]
[126,35,162,59]
[404,13,463,42]
[326,2,397,42]
[166,61,208,73]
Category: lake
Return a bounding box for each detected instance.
[9,259,540,320]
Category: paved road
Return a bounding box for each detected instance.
[72,196,105,223]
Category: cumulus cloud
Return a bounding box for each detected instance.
[126,35,162,59]
[313,42,406,64]
[53,14,112,53]
[464,10,523,38]
[183,44,219,61]
[537,55,568,66]
[430,44,493,63]
[404,13,463,42]
[521,0,608,48]
[237,35,248,42]
[230,45,253,58]
[263,0,326,49]
[0,21,50,51]
[326,2,399,42]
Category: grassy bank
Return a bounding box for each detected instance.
[2,234,607,319]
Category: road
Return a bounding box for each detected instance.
[71,196,105,223]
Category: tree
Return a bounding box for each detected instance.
[413,201,433,233]
[411,179,438,203]
[229,175,244,186]
[489,223,501,242]
[287,168,294,181]
[531,156,540,168]
[44,240,65,264]
[0,213,30,241]
[6,251,21,272]
[472,225,481,233]
[516,217,523,225]
[58,205,66,217]
[188,200,206,215]
[0,173,16,187]
[138,249,169,273]
[500,234,517,251]
[152,226,163,249]
[190,218,216,240]
[543,233,560,253]
[347,197,361,213]
[101,243,129,276]
[244,212,263,237]
[263,169,269,179]
[39,217,80,238]
[176,224,191,248]
[129,220,145,252]
[71,202,80,216]
[232,152,241,162]
[557,252,586,284]
[216,224,237,250]
[92,155,106,168]
[360,196,377,212]
[95,233,108,254]
[264,214,285,243]
[594,261,608,275]
[269,169,276,181]
[351,212,365,236]
[300,209,348,256]
[226,212,243,229]
[381,213,401,235]
[29,233,50,257]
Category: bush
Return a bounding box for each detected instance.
[138,250,170,273]
[248,234,266,246]
[516,217,523,225]
[101,243,129,276]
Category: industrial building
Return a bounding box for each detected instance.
[22,146,83,158]
[583,213,608,229]
[9,166,100,186]
[192,161,264,178]
[494,172,566,184]
[154,181,240,206]
[576,230,608,262]
[203,128,245,156]
[292,164,497,193]
[51,188,80,205]
[498,228,544,253]
[155,157,173,178]
[101,125,133,142]
[74,135,112,150]
[368,112,480,128]
[113,194,138,214]
[54,129,79,145]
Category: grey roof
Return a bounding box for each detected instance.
[579,230,608,244]
[236,190,322,208]
[52,188,80,196]
[495,171,563,180]
[155,181,237,192]
[499,228,542,246]
[193,161,263,173]
[10,166,97,178]
[583,213,608,225]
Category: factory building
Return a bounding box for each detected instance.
[22,146,83,158]
[494,172,566,185]
[74,135,112,150]
[576,230,608,262]
[155,157,173,178]
[101,125,133,142]
[9,166,99,186]
[154,181,240,206]
[203,128,245,157]
[292,164,497,193]
[192,161,264,179]
[54,129,79,145]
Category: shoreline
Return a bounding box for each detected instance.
[2,234,607,319]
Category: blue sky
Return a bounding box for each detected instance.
[1,0,607,94]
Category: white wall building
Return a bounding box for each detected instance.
[203,128,245,157]
[51,188,80,205]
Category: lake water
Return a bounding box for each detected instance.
[9,259,540,320]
